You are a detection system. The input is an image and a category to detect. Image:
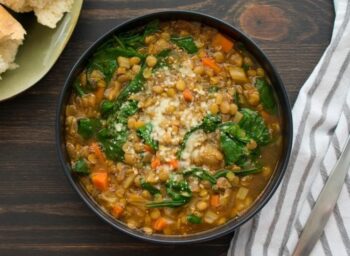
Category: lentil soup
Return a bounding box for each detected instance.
[65,20,282,235]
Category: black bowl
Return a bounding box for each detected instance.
[56,10,293,244]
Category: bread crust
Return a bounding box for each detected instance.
[0,5,26,41]
[0,0,73,29]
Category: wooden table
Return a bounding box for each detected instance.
[0,1,334,255]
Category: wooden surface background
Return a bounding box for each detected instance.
[0,1,334,255]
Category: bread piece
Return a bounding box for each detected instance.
[0,5,26,78]
[0,0,73,29]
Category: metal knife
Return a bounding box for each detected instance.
[293,135,350,256]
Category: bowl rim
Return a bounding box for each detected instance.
[56,10,293,244]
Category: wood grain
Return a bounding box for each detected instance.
[0,0,334,255]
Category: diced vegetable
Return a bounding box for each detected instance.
[204,210,219,224]
[91,172,108,191]
[89,142,105,162]
[168,159,179,169]
[202,57,221,73]
[183,88,193,102]
[151,157,161,169]
[236,187,249,200]
[210,195,221,208]
[229,66,248,83]
[112,204,124,218]
[212,33,234,52]
[153,217,168,231]
[95,86,105,104]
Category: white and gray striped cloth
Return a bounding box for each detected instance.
[228,0,350,255]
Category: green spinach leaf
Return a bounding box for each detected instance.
[256,78,277,114]
[187,214,202,224]
[137,123,159,151]
[171,36,198,54]
[77,118,101,139]
[72,158,90,175]
[183,168,217,184]
[146,174,192,208]
[220,132,248,166]
[141,180,160,195]
[239,108,271,145]
[201,114,221,133]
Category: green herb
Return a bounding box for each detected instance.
[239,108,271,145]
[141,180,160,195]
[115,100,139,124]
[87,49,117,84]
[146,174,192,208]
[171,36,198,54]
[97,100,139,161]
[97,128,127,162]
[72,158,89,175]
[219,122,250,144]
[187,214,202,224]
[255,78,277,114]
[201,114,221,133]
[77,118,101,139]
[183,168,217,185]
[154,49,172,69]
[213,169,231,179]
[137,123,159,151]
[100,100,115,117]
[220,132,249,166]
[112,65,145,113]
[233,167,261,176]
[73,79,86,96]
[118,20,159,49]
[213,167,261,179]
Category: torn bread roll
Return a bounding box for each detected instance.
[0,0,74,29]
[0,5,26,78]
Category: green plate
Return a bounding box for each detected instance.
[0,0,83,101]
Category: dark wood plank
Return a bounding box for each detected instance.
[0,0,334,255]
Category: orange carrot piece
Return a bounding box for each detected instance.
[183,88,193,102]
[210,195,221,208]
[153,217,168,231]
[151,157,161,169]
[90,142,105,162]
[168,159,179,169]
[144,144,153,153]
[95,86,105,104]
[112,204,124,218]
[212,33,234,52]
[91,172,108,191]
[202,57,221,73]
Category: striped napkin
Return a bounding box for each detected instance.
[228,0,350,255]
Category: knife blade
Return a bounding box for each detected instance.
[293,135,350,256]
